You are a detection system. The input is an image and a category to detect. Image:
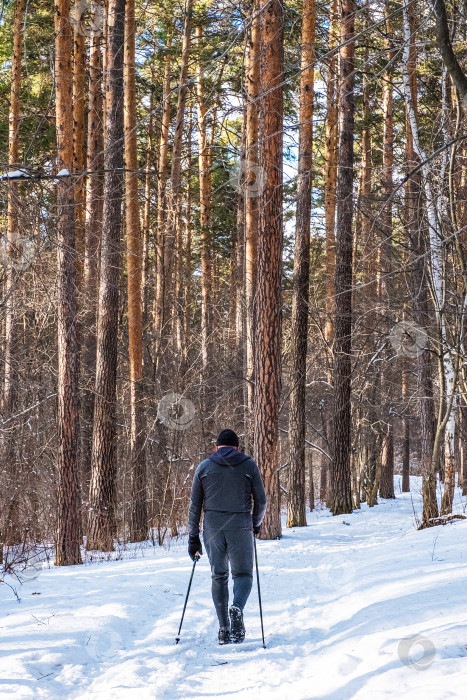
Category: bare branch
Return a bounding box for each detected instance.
[429,0,467,104]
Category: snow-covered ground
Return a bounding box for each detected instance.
[1,476,467,699]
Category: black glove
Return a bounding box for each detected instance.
[253,524,261,537]
[188,535,202,561]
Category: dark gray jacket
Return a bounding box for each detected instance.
[188,446,267,536]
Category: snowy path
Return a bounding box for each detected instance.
[1,476,467,699]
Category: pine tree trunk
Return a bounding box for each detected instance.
[235,113,246,433]
[379,13,395,500]
[401,367,410,492]
[359,47,372,289]
[286,0,315,528]
[329,0,355,516]
[73,18,86,285]
[87,0,126,551]
[320,0,338,503]
[380,419,395,499]
[183,105,194,366]
[308,452,314,512]
[173,207,184,359]
[142,90,154,326]
[380,25,394,301]
[2,0,26,552]
[124,0,147,542]
[167,0,193,358]
[153,41,172,359]
[254,0,284,540]
[54,0,82,566]
[355,7,378,507]
[82,16,104,500]
[319,454,328,502]
[324,0,338,348]
[244,0,260,448]
[196,26,213,374]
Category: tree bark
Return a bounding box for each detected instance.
[320,0,338,503]
[153,38,172,359]
[401,366,410,492]
[183,105,194,366]
[286,0,315,528]
[196,25,213,374]
[440,419,455,514]
[167,0,193,358]
[54,0,82,565]
[308,452,314,512]
[2,0,26,551]
[87,0,126,551]
[379,8,395,500]
[235,112,246,433]
[4,0,25,420]
[329,0,355,515]
[124,0,147,541]
[319,453,328,502]
[380,419,395,499]
[142,90,154,328]
[244,0,260,449]
[359,39,372,291]
[254,0,284,540]
[324,0,338,349]
[82,12,104,500]
[73,14,86,285]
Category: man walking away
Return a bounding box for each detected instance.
[188,429,267,645]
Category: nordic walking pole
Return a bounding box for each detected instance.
[254,536,266,648]
[175,551,200,644]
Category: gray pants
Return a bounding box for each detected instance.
[203,522,254,628]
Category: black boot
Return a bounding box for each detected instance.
[218,627,231,645]
[229,605,245,643]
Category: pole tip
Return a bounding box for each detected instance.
[175,638,180,644]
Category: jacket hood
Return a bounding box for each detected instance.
[208,445,250,466]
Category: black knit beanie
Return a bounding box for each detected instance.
[216,429,239,447]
